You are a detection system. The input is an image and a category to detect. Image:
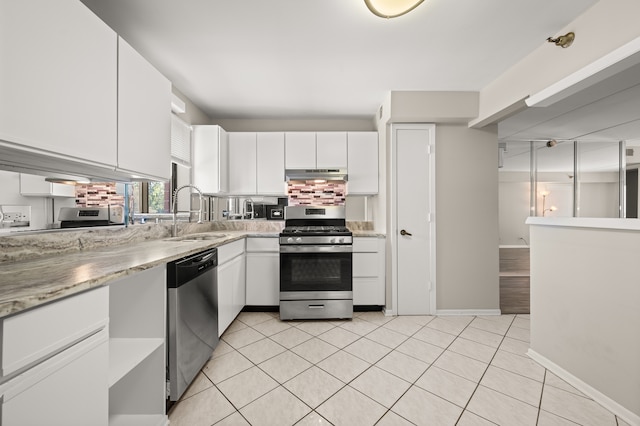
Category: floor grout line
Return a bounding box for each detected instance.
[171,312,612,426]
[453,314,516,425]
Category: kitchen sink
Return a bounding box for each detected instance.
[164,234,227,242]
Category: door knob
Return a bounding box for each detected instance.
[400,229,412,236]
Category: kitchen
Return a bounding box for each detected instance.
[1,0,639,425]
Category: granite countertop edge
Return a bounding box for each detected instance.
[0,230,385,318]
[0,232,247,318]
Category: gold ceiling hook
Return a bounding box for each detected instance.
[547,32,575,48]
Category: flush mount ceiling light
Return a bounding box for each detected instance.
[365,0,425,18]
[547,32,575,48]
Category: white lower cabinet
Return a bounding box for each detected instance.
[245,238,279,306]
[1,331,109,426]
[0,286,110,425]
[217,240,246,336]
[353,237,385,306]
[108,265,167,426]
[0,265,167,426]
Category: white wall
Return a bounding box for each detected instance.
[434,124,500,310]
[529,222,640,423]
[172,87,211,125]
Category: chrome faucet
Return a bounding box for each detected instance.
[172,184,204,237]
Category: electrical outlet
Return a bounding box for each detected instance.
[0,205,31,228]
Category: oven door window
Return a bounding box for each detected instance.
[280,251,352,292]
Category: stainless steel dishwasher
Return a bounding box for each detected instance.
[167,247,218,402]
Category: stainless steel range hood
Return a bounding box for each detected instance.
[285,169,348,182]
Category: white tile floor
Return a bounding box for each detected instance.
[168,312,627,426]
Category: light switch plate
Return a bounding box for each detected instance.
[0,205,31,228]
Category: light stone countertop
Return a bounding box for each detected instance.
[0,228,383,318]
[0,232,248,318]
[352,231,386,238]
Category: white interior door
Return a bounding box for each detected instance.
[393,124,435,315]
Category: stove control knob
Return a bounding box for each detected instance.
[295,237,302,243]
[330,237,336,244]
[338,237,344,243]
[287,237,294,243]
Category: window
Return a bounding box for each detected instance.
[130,164,176,214]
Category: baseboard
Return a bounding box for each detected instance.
[354,305,385,312]
[435,309,502,316]
[374,308,504,317]
[528,349,640,426]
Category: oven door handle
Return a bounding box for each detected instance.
[280,245,353,253]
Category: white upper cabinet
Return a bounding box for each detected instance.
[0,0,118,168]
[19,174,75,198]
[228,132,285,195]
[228,132,257,195]
[257,132,285,195]
[117,37,172,181]
[347,132,379,194]
[285,132,348,169]
[193,125,229,194]
[316,132,348,169]
[0,2,173,182]
[285,132,316,169]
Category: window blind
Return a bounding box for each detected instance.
[171,114,191,166]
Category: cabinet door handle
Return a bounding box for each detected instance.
[400,229,412,236]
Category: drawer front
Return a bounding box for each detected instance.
[353,237,380,253]
[1,286,109,377]
[279,299,353,320]
[246,237,279,252]
[1,329,109,425]
[353,278,385,305]
[218,239,245,264]
[353,252,379,278]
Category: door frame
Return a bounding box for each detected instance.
[389,123,437,316]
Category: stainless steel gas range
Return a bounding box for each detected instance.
[279,206,353,320]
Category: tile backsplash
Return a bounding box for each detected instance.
[75,183,124,208]
[287,180,346,206]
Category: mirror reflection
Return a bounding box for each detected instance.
[0,168,373,234]
[499,139,638,245]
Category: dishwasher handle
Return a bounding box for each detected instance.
[180,251,215,268]
[168,248,218,288]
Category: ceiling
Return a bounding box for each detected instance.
[499,42,640,173]
[499,61,640,144]
[80,0,598,120]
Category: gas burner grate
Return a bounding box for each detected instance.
[282,226,350,234]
